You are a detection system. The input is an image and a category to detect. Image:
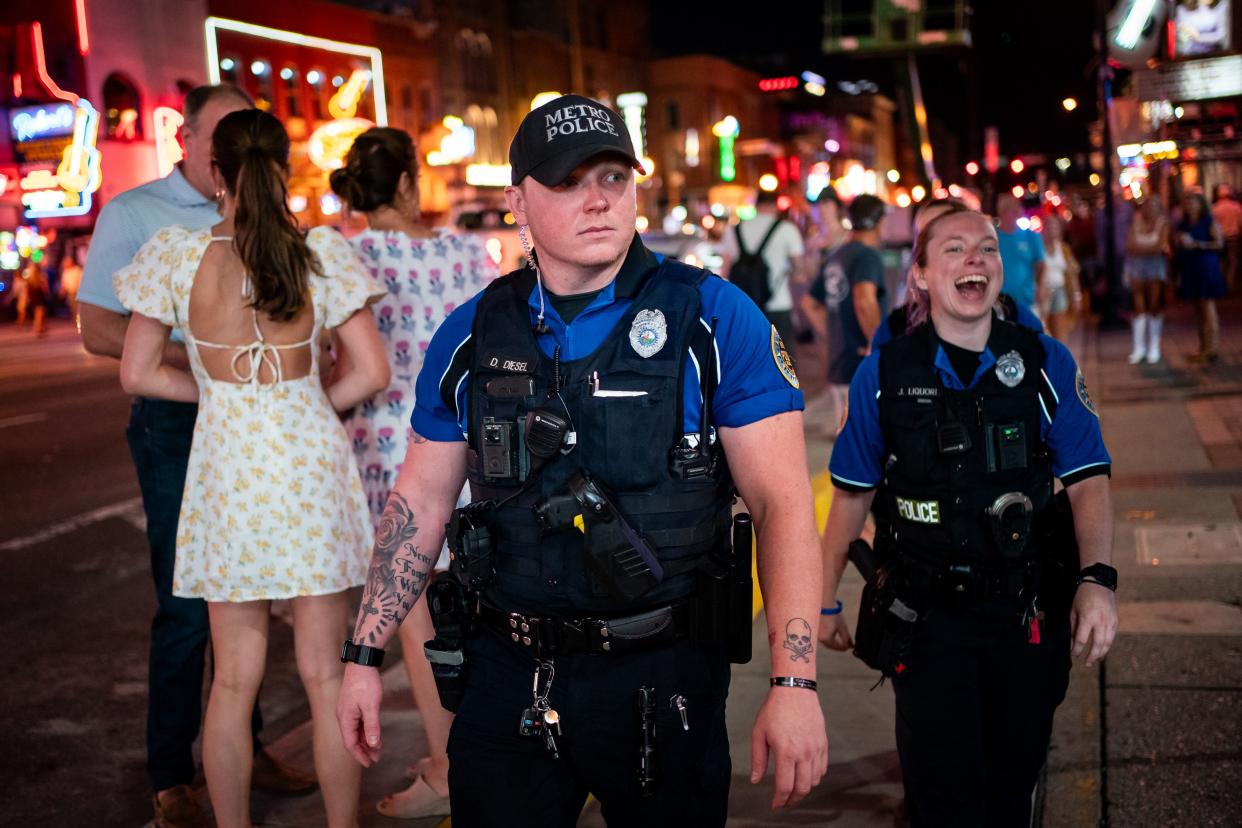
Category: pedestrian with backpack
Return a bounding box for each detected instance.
[721,190,806,352]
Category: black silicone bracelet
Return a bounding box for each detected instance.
[770,676,818,691]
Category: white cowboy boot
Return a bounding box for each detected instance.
[1146,314,1163,363]
[1129,314,1147,364]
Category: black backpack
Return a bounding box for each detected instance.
[729,219,785,308]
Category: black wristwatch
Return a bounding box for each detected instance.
[1077,563,1118,592]
[340,639,386,668]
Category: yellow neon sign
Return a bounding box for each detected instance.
[328,70,370,120]
[308,117,373,171]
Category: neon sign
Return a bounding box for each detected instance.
[153,107,184,177]
[10,103,76,142]
[712,116,739,183]
[204,17,387,126]
[21,100,103,218]
[308,117,373,171]
[427,115,475,166]
[616,92,647,159]
[328,70,370,120]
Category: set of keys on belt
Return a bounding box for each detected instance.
[519,660,563,757]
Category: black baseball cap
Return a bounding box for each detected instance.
[509,94,646,186]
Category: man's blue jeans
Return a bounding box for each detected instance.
[126,398,262,791]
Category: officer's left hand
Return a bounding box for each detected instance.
[1070,582,1118,667]
[750,686,828,809]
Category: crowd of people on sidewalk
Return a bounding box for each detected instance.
[79,82,1242,827]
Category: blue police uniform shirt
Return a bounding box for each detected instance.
[79,166,220,343]
[413,234,804,440]
[870,299,1044,349]
[996,227,1046,309]
[829,329,1110,492]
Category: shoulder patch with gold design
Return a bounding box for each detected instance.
[1075,369,1098,416]
[771,326,799,389]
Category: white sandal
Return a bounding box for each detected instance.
[376,775,451,819]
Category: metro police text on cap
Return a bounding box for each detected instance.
[543,103,621,142]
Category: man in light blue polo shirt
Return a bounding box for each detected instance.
[79,85,314,828]
[995,194,1046,314]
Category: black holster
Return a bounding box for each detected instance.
[691,513,753,664]
[424,576,473,713]
[851,544,921,678]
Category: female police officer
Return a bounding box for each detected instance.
[817,208,1118,826]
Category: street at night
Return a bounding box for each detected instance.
[2,1,1242,826]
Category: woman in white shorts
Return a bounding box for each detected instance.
[1124,196,1169,364]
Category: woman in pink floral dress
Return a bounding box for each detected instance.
[330,127,498,819]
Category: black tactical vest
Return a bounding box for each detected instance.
[447,261,735,615]
[876,320,1056,568]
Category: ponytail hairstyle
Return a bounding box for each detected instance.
[329,127,418,213]
[212,109,319,322]
[904,200,977,329]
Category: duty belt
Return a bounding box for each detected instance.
[477,601,694,657]
[896,554,1037,605]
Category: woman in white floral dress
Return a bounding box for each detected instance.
[117,110,389,828]
[329,127,498,819]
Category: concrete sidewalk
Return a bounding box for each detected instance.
[245,300,1242,827]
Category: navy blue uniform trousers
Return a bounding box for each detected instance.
[447,628,732,827]
[126,398,262,790]
[890,597,1071,828]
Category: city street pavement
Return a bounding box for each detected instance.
[2,300,1239,826]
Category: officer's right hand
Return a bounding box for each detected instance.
[817,613,853,651]
[337,662,384,767]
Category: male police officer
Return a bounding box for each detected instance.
[337,95,828,825]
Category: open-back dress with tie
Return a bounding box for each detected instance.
[115,225,384,602]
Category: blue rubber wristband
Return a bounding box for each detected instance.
[820,600,843,616]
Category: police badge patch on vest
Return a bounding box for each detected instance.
[995,350,1025,387]
[1076,368,1098,416]
[771,326,800,389]
[629,309,667,358]
[895,496,941,524]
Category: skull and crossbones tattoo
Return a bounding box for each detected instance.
[783,618,813,662]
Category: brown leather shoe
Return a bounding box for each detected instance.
[251,748,318,796]
[153,785,209,828]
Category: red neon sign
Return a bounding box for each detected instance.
[75,0,90,55]
[32,22,79,103]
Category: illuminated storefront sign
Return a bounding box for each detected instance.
[308,117,373,171]
[11,100,102,219]
[1135,54,1242,102]
[427,115,476,166]
[684,128,700,168]
[204,16,387,126]
[1117,140,1179,162]
[464,163,511,187]
[712,117,739,183]
[616,92,647,159]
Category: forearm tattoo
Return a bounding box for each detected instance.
[352,492,436,644]
[782,618,814,663]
